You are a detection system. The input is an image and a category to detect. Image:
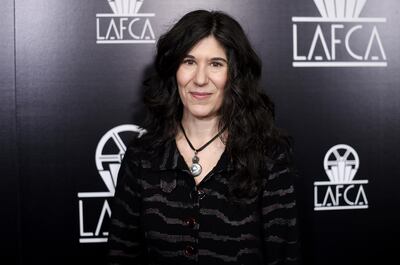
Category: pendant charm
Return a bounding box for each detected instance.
[190,154,202,177]
[179,122,227,178]
[190,163,202,177]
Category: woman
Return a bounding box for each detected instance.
[107,10,300,265]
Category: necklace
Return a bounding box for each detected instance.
[179,122,227,177]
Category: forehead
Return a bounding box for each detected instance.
[186,36,227,59]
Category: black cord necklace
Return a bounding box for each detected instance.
[179,122,227,177]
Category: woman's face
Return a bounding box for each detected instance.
[176,36,228,120]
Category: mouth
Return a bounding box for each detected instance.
[189,92,212,100]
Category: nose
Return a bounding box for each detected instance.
[193,65,208,86]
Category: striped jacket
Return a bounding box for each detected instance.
[107,137,300,265]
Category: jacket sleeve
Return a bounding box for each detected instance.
[107,147,147,265]
[261,152,301,265]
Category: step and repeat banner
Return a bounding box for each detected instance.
[2,0,399,264]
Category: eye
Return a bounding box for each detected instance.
[210,61,224,67]
[182,59,195,65]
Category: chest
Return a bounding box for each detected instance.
[139,169,262,241]
[175,137,226,186]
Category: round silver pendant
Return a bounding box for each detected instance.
[190,163,202,177]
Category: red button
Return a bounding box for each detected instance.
[184,217,196,227]
[184,245,196,256]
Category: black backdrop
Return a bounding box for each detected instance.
[1,0,18,262]
[1,0,400,264]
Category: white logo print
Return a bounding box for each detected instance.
[107,0,145,15]
[77,124,146,243]
[324,144,359,183]
[292,0,387,67]
[96,0,156,44]
[314,144,368,211]
[95,124,146,194]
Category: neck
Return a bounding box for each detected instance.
[179,113,223,147]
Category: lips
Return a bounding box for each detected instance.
[190,92,212,100]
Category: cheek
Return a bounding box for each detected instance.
[213,71,228,90]
[176,70,190,104]
[216,73,227,106]
[213,77,227,103]
[176,67,193,88]
[218,77,228,89]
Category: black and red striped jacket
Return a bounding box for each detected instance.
[107,137,300,265]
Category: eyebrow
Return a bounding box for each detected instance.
[185,54,228,63]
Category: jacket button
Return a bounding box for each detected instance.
[184,217,196,227]
[184,245,196,256]
[197,189,205,200]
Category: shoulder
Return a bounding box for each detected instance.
[264,136,294,171]
[122,135,171,170]
[261,137,297,187]
[122,136,151,168]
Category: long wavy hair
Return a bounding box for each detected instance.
[141,10,292,201]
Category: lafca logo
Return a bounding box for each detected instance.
[314,144,368,211]
[292,0,387,67]
[96,0,156,44]
[77,124,146,243]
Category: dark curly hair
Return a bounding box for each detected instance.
[140,10,292,200]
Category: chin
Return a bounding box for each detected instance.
[184,104,221,119]
[189,109,215,119]
[192,112,213,119]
